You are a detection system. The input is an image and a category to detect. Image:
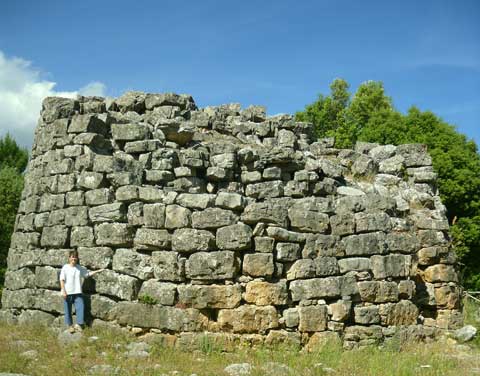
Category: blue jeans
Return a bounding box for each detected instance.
[63,294,85,326]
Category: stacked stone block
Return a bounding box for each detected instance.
[0,91,462,349]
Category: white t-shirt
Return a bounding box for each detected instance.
[59,264,90,295]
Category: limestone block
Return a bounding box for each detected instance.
[215,192,246,211]
[125,139,161,154]
[90,295,117,320]
[343,232,388,256]
[370,254,413,279]
[330,214,355,236]
[127,202,144,226]
[315,256,340,276]
[217,305,279,333]
[283,308,299,328]
[191,208,238,229]
[145,170,174,183]
[436,309,463,330]
[244,280,288,306]
[290,277,341,301]
[113,248,153,280]
[172,228,215,253]
[111,123,149,141]
[216,224,253,251]
[41,225,69,248]
[263,167,282,180]
[398,280,416,299]
[241,171,262,183]
[18,310,55,326]
[94,270,141,301]
[186,251,237,280]
[39,193,65,212]
[245,181,284,199]
[241,199,290,227]
[177,284,242,309]
[134,228,171,251]
[287,259,316,280]
[108,302,208,331]
[176,193,213,209]
[42,97,78,123]
[266,227,306,243]
[328,300,351,322]
[93,155,114,173]
[305,332,342,352]
[276,242,301,261]
[152,251,185,282]
[95,223,134,247]
[423,264,458,283]
[298,305,328,332]
[85,188,114,206]
[138,280,177,306]
[355,212,391,233]
[254,236,275,253]
[242,253,274,277]
[143,203,166,228]
[34,266,59,289]
[4,268,35,290]
[78,171,105,190]
[338,257,370,273]
[70,226,95,247]
[313,235,344,257]
[354,305,380,324]
[10,232,41,250]
[89,203,126,223]
[434,284,461,309]
[386,232,418,254]
[77,247,113,269]
[358,281,399,303]
[378,300,419,326]
[288,199,330,233]
[116,185,139,202]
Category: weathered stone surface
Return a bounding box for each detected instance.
[95,223,134,246]
[355,212,391,233]
[343,232,388,256]
[94,270,140,300]
[216,224,253,250]
[244,281,288,306]
[338,257,370,273]
[34,266,60,289]
[143,203,166,228]
[186,251,237,280]
[70,226,95,247]
[288,198,330,232]
[215,192,246,211]
[354,305,380,324]
[77,247,113,269]
[328,300,351,322]
[108,302,208,331]
[138,280,177,306]
[371,254,413,279]
[41,225,69,248]
[378,300,419,325]
[330,214,355,236]
[358,281,399,303]
[111,123,148,141]
[423,264,458,283]
[165,204,191,229]
[4,268,35,290]
[287,259,316,280]
[151,251,185,282]
[241,199,289,227]
[89,203,126,223]
[192,208,238,229]
[134,228,171,250]
[178,284,242,308]
[290,277,341,301]
[254,236,275,253]
[172,228,215,253]
[246,181,284,199]
[298,305,328,332]
[276,242,301,261]
[242,253,274,277]
[265,227,306,243]
[112,248,153,280]
[217,305,279,333]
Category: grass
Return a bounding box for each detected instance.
[0,298,478,376]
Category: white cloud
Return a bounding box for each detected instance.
[0,50,107,148]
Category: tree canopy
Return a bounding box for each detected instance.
[296,79,480,289]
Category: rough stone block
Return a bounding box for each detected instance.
[41,226,69,248]
[186,251,237,280]
[358,281,399,303]
[217,305,279,333]
[77,247,113,269]
[343,232,388,256]
[355,211,391,233]
[290,277,341,301]
[242,253,274,277]
[70,226,95,247]
[276,242,301,261]
[172,228,215,253]
[89,203,127,223]
[287,259,316,280]
[244,281,288,306]
[423,264,458,283]
[111,123,149,141]
[241,199,289,227]
[94,270,141,301]
[134,228,171,250]
[138,280,177,306]
[354,305,380,324]
[113,248,153,280]
[338,257,370,273]
[254,236,275,253]
[314,256,340,276]
[216,223,252,251]
[95,223,134,247]
[191,208,238,229]
[152,251,185,282]
[298,305,327,332]
[371,254,413,279]
[177,284,242,309]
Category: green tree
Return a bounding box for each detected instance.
[296,79,480,289]
[0,133,28,173]
[0,134,28,289]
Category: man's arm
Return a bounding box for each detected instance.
[60,279,67,299]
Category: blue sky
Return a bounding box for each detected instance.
[0,0,478,148]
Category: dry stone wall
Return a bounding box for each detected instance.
[0,91,463,349]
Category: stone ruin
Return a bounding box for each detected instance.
[0,91,463,349]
